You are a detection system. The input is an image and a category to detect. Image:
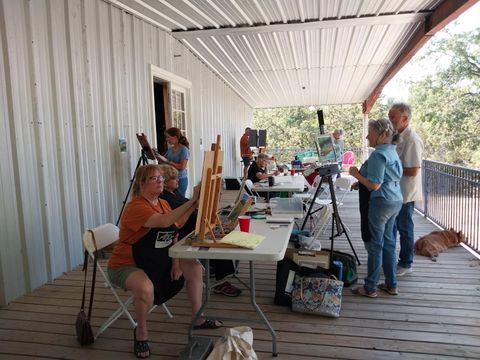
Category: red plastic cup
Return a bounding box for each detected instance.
[238,216,251,232]
[290,169,295,176]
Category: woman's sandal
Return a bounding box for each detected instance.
[351,286,378,298]
[193,319,223,330]
[213,281,242,297]
[133,327,151,359]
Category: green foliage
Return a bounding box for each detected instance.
[254,27,480,169]
[408,28,480,168]
[254,101,388,162]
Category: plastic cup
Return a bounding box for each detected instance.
[238,215,251,232]
[290,169,295,176]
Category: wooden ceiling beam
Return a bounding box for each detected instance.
[362,0,478,114]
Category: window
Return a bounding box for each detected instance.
[171,88,186,134]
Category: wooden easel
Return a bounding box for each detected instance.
[191,135,229,246]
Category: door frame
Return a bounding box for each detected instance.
[150,65,194,194]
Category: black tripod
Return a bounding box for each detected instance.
[301,172,361,266]
[116,150,149,225]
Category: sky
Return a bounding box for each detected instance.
[381,2,480,102]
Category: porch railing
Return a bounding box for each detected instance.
[421,160,480,253]
[269,147,363,165]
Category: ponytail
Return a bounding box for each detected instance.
[166,127,190,149]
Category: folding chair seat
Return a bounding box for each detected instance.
[82,223,173,339]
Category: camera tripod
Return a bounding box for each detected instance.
[116,150,149,225]
[301,172,361,266]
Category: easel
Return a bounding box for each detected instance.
[116,150,149,226]
[189,135,231,247]
[301,168,361,266]
[116,133,158,225]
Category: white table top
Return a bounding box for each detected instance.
[169,219,293,262]
[252,175,304,193]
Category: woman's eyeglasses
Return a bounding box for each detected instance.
[148,175,164,182]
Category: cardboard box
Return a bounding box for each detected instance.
[285,245,330,269]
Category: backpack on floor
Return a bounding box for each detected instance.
[331,250,358,287]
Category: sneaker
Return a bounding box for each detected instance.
[213,281,242,297]
[397,266,412,277]
[378,283,398,295]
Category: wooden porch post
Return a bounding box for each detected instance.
[361,101,369,163]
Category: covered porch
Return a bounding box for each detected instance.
[1,190,479,359]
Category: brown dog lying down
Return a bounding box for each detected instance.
[414,229,465,260]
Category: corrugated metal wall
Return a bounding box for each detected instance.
[0,0,252,305]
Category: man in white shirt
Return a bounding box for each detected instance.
[388,103,424,276]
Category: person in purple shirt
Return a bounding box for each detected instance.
[349,119,403,298]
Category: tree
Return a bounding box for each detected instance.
[408,28,480,168]
[254,101,388,163]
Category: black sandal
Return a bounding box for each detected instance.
[134,327,151,359]
[193,319,223,330]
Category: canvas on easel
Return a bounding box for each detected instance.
[223,194,254,232]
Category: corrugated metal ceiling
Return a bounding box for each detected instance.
[106,0,447,108]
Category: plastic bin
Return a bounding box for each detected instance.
[269,197,303,218]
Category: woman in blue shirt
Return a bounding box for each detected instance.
[164,127,190,197]
[349,119,403,298]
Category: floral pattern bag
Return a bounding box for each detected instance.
[291,274,343,318]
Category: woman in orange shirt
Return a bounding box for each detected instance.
[107,164,220,358]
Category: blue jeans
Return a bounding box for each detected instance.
[364,197,402,292]
[394,202,415,269]
[178,177,188,197]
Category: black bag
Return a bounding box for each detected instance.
[76,246,96,346]
[76,309,94,346]
[274,258,325,306]
[133,227,184,305]
[331,250,358,287]
[274,258,298,306]
[358,181,371,242]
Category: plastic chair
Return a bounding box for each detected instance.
[334,174,356,204]
[293,175,330,207]
[342,151,355,165]
[82,223,173,339]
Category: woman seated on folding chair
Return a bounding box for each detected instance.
[159,164,241,297]
[107,164,221,359]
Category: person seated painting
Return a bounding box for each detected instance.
[291,155,303,169]
[159,164,242,297]
[247,153,280,183]
[107,164,222,359]
[247,153,280,200]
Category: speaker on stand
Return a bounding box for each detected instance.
[317,110,325,135]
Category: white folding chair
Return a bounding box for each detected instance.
[244,179,262,199]
[293,175,331,207]
[83,223,173,339]
[334,175,356,205]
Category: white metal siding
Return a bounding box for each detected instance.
[0,0,252,304]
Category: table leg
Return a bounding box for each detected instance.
[188,259,211,341]
[249,261,278,356]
